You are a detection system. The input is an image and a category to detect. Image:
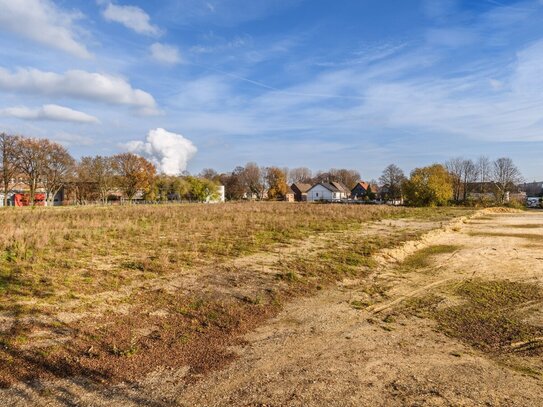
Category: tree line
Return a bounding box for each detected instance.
[0,132,526,207]
[379,157,523,206]
[0,133,219,206]
[213,163,364,201]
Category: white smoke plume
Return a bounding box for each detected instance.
[126,128,197,175]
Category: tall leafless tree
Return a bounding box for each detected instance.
[379,164,406,201]
[492,157,523,203]
[445,157,464,202]
[0,133,20,206]
[15,137,50,205]
[288,167,313,184]
[476,156,492,193]
[77,156,116,203]
[241,162,266,199]
[313,168,360,189]
[461,159,478,201]
[43,142,75,205]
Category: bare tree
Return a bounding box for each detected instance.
[445,157,464,202]
[445,157,478,201]
[288,167,313,184]
[15,137,50,205]
[221,166,246,200]
[476,156,491,193]
[461,159,478,201]
[77,156,116,203]
[0,133,20,206]
[329,168,361,189]
[241,162,266,199]
[313,168,360,188]
[43,142,75,205]
[492,157,523,204]
[379,164,405,201]
[199,168,219,181]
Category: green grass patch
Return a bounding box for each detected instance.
[399,245,461,273]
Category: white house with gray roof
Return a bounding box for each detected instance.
[306,182,349,202]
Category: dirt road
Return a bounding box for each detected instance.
[3,210,543,406]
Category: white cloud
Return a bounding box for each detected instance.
[150,43,182,65]
[0,0,90,58]
[126,128,197,175]
[0,68,157,113]
[102,2,160,36]
[0,104,99,123]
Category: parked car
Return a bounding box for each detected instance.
[526,197,542,208]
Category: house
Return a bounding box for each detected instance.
[330,181,350,198]
[306,182,348,202]
[351,181,377,200]
[290,183,312,202]
[284,187,295,202]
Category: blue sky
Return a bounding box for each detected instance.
[0,0,542,180]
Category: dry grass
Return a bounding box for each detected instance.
[436,279,543,354]
[0,203,403,303]
[398,279,543,357]
[0,202,471,388]
[468,232,543,242]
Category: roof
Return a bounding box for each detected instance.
[352,181,378,193]
[330,181,349,193]
[352,181,369,191]
[291,183,312,193]
[308,182,342,193]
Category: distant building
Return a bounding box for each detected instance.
[307,182,348,202]
[351,181,377,200]
[290,183,312,202]
[284,187,295,202]
[329,181,350,198]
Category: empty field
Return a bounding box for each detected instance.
[2,204,543,406]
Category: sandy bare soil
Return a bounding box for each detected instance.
[2,209,543,406]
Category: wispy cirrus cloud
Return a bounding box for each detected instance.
[163,32,543,145]
[101,1,161,36]
[0,104,99,123]
[0,0,91,58]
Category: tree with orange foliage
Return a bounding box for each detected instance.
[266,166,288,200]
[112,153,156,201]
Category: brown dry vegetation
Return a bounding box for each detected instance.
[0,203,470,389]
